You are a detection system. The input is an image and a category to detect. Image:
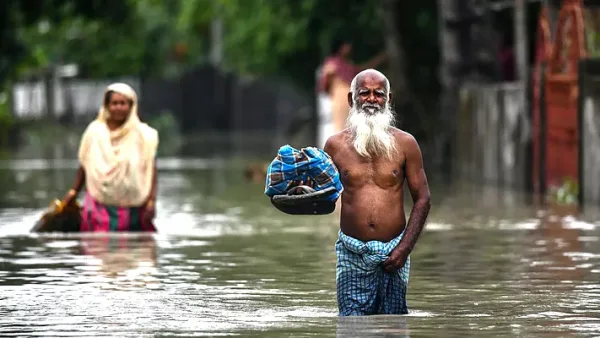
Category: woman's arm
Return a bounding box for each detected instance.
[145,160,158,207]
[71,166,86,193]
[62,166,85,205]
[142,160,158,224]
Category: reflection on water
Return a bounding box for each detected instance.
[78,235,158,285]
[0,159,599,336]
[336,316,409,337]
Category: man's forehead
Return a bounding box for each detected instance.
[356,75,386,89]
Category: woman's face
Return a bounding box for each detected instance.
[107,92,132,123]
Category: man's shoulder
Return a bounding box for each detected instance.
[323,130,352,158]
[391,128,418,145]
[325,129,351,147]
[391,128,421,157]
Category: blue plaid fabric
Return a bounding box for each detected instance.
[264,144,343,201]
[335,230,411,316]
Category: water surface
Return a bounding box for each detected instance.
[0,158,599,337]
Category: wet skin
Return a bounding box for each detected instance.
[324,70,431,272]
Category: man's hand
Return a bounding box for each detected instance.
[288,177,316,194]
[382,247,409,273]
[320,62,337,93]
[322,61,337,75]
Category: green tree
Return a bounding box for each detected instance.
[2,0,441,143]
[1,0,135,80]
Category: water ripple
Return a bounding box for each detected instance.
[0,170,600,336]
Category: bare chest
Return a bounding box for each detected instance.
[333,149,405,189]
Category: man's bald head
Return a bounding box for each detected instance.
[349,69,391,103]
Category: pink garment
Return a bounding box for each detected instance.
[80,192,156,232]
[323,56,360,84]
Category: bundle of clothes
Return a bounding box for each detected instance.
[264,144,343,215]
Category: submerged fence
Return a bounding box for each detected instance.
[454,59,600,207]
[578,59,600,205]
[454,82,532,190]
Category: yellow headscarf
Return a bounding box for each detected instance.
[78,83,159,207]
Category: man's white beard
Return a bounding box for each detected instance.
[346,102,396,160]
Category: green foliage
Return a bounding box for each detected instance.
[0,114,14,151]
[0,83,15,150]
[146,111,182,155]
[1,0,440,103]
[214,0,317,74]
[134,0,321,78]
[15,2,145,77]
[584,9,600,57]
[548,177,579,206]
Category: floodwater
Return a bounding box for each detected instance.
[1,158,600,337]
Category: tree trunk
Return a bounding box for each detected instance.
[436,0,461,174]
[378,0,428,141]
[378,0,409,106]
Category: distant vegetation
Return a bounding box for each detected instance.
[0,0,439,146]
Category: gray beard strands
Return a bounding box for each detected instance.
[347,100,397,160]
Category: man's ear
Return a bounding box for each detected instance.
[347,92,353,107]
[388,92,393,104]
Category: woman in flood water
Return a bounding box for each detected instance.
[61,83,159,232]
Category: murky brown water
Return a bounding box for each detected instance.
[0,158,599,337]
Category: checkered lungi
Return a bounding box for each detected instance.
[335,230,411,316]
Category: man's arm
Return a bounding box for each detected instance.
[319,62,337,93]
[357,52,387,70]
[397,134,431,254]
[323,136,335,155]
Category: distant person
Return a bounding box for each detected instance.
[61,83,159,232]
[319,39,387,137]
[499,34,515,81]
[316,65,334,148]
[323,69,431,315]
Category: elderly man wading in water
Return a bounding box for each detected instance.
[323,69,431,316]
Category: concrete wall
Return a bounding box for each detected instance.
[455,82,532,190]
[579,59,600,205]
